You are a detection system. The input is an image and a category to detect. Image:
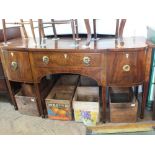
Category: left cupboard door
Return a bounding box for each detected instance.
[1,51,33,82]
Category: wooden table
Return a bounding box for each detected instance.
[0,37,152,122]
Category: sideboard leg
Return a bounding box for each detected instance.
[140,82,149,119]
[5,78,18,110]
[34,83,44,118]
[102,86,106,123]
[134,86,139,99]
[153,99,155,120]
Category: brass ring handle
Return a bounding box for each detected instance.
[83,56,91,66]
[123,64,130,72]
[11,61,18,71]
[42,56,49,64]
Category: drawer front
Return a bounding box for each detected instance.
[2,51,33,82]
[32,52,101,67]
[0,79,7,92]
[107,51,146,86]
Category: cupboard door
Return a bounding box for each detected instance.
[2,51,33,82]
[107,51,146,86]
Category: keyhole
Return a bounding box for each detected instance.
[64,54,67,59]
[126,54,129,59]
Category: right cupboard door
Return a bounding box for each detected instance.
[107,50,146,86]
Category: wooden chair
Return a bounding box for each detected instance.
[84,19,127,46]
[115,19,126,38]
[38,19,79,45]
[2,19,37,45]
[84,19,92,46]
[74,19,80,40]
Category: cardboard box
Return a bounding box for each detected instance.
[73,87,100,126]
[45,86,75,121]
[15,90,39,116]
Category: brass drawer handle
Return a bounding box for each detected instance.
[83,56,91,65]
[11,61,18,71]
[123,65,130,72]
[42,56,49,64]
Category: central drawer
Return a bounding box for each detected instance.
[32,52,101,67]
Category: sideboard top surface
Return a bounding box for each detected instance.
[0,37,148,52]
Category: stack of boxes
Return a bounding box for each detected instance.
[45,75,100,126]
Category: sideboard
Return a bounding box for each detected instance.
[0,37,152,122]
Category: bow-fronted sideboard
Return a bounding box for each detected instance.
[0,37,152,122]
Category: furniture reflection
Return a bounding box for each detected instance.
[84,19,126,46]
[38,19,79,45]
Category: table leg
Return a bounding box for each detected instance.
[153,88,155,120]
[140,82,149,119]
[5,79,18,110]
[102,86,106,123]
[134,86,139,99]
[153,100,155,120]
[34,83,45,118]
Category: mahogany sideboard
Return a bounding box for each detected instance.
[0,37,152,122]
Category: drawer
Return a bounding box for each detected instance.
[0,79,7,92]
[2,51,33,82]
[32,52,101,67]
[107,51,146,86]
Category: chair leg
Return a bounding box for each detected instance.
[29,19,37,45]
[115,19,119,38]
[93,19,97,40]
[2,19,7,44]
[51,19,58,39]
[71,19,76,41]
[84,19,92,46]
[38,19,43,45]
[75,19,79,40]
[20,19,28,38]
[119,19,126,38]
